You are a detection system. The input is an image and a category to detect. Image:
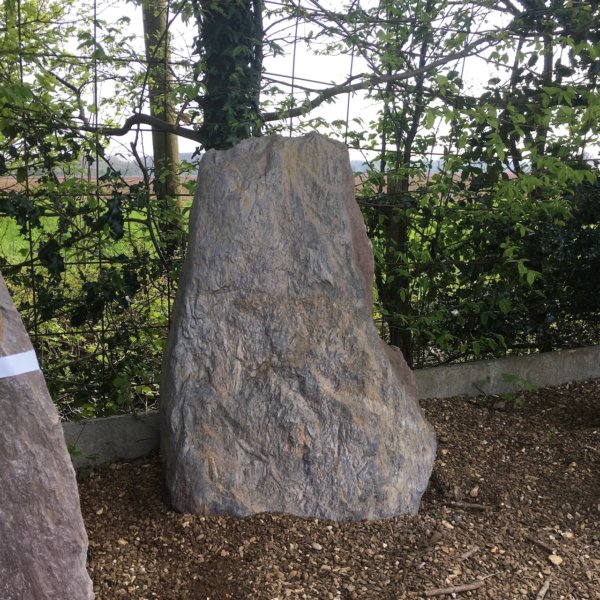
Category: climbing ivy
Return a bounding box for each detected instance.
[187,0,264,149]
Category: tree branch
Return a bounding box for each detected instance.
[80,113,201,143]
[80,33,501,142]
[261,34,500,122]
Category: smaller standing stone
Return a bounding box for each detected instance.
[0,274,94,599]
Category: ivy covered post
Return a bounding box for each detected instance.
[190,0,264,150]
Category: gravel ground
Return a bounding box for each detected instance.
[79,379,600,599]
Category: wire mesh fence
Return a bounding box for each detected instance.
[1,0,599,419]
[0,0,193,418]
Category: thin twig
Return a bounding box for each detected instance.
[261,34,500,122]
[443,501,493,511]
[525,535,555,554]
[460,545,480,560]
[536,576,552,600]
[425,579,485,597]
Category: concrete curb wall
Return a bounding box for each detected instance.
[415,345,600,399]
[63,346,600,468]
[63,411,159,470]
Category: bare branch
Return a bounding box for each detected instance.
[261,34,500,122]
[425,580,486,597]
[79,31,501,143]
[81,113,201,143]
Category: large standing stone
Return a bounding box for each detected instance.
[161,133,436,520]
[0,275,93,599]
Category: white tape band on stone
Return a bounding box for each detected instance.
[0,350,40,379]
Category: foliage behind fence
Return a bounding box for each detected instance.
[1,0,599,419]
[0,172,187,418]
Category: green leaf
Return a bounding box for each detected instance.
[16,166,27,183]
[3,0,16,23]
[526,270,539,286]
[498,298,511,314]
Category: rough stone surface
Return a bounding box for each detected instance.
[160,133,436,520]
[0,274,93,599]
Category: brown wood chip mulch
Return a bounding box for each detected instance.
[79,379,600,599]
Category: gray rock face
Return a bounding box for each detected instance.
[0,275,93,599]
[161,133,436,520]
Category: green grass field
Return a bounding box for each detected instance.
[0,218,29,262]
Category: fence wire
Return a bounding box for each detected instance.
[1,0,599,418]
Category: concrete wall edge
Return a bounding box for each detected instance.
[63,345,600,468]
